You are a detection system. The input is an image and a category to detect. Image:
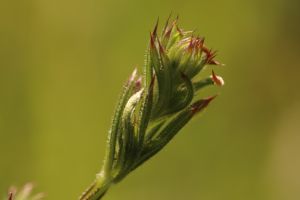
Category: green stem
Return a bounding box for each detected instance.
[79,172,112,200]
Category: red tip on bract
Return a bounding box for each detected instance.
[164,27,172,39]
[202,46,222,65]
[187,36,195,52]
[187,36,204,54]
[176,25,183,36]
[211,70,225,86]
[150,32,156,49]
[163,14,172,34]
[190,95,217,115]
[202,47,217,62]
[157,38,165,55]
[164,18,177,39]
[197,37,205,49]
[152,18,159,37]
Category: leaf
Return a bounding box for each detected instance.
[143,47,153,89]
[144,120,165,141]
[132,97,215,170]
[103,69,137,174]
[136,77,155,150]
[114,90,143,182]
[185,59,206,78]
[193,77,214,92]
[149,35,172,117]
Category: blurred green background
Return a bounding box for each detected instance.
[1,0,300,199]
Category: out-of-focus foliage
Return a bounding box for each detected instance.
[4,183,44,200]
[0,0,299,200]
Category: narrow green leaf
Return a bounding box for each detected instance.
[143,47,152,89]
[166,27,183,50]
[193,77,214,92]
[186,59,206,78]
[151,40,172,117]
[132,97,215,170]
[131,106,193,170]
[137,78,154,149]
[114,90,143,182]
[103,69,137,176]
[144,120,165,141]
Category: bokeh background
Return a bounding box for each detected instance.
[1,0,300,199]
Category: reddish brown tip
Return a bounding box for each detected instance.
[150,32,156,49]
[164,27,172,39]
[163,13,172,33]
[164,17,176,38]
[202,47,217,64]
[202,46,222,65]
[157,38,165,55]
[176,25,183,36]
[211,70,225,86]
[197,37,205,49]
[187,36,194,52]
[190,95,217,115]
[152,18,159,37]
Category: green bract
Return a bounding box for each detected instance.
[80,17,224,200]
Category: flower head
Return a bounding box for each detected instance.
[80,17,224,200]
[145,17,224,118]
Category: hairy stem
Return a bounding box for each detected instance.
[79,171,112,200]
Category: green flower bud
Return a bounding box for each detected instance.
[80,17,224,200]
